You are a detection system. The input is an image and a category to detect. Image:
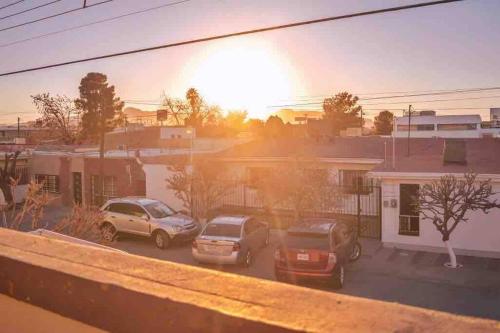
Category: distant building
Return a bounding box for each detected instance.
[393,110,500,138]
[274,109,323,124]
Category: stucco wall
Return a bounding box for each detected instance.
[142,164,185,211]
[381,178,500,257]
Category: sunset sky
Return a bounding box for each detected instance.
[1,0,500,123]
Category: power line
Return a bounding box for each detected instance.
[268,87,500,108]
[0,0,193,48]
[0,0,25,11]
[0,0,464,77]
[0,0,63,21]
[0,0,113,33]
[359,94,500,106]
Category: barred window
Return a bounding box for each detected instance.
[15,166,30,185]
[91,175,117,206]
[34,174,59,193]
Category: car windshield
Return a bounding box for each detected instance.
[203,223,241,238]
[144,201,176,219]
[283,232,331,250]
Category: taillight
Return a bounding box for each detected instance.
[192,240,198,249]
[232,242,241,251]
[274,249,281,261]
[328,252,337,264]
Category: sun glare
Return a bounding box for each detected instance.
[184,38,298,119]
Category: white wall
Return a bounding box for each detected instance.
[381,178,500,257]
[142,164,185,211]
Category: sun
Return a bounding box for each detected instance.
[183,38,298,119]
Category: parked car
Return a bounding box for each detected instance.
[274,218,357,289]
[29,229,128,254]
[100,197,200,249]
[192,215,269,266]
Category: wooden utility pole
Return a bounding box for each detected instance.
[83,0,87,8]
[406,105,412,157]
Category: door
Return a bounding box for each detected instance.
[121,203,151,236]
[72,172,82,205]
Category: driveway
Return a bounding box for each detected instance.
[109,230,500,321]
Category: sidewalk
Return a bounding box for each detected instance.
[355,238,500,290]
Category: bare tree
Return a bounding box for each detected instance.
[166,157,236,220]
[12,181,54,230]
[256,157,339,221]
[418,172,500,268]
[52,205,105,242]
[31,93,80,144]
[0,151,20,210]
[159,96,189,126]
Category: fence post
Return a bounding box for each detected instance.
[357,182,361,238]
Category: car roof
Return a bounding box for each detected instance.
[106,197,159,206]
[209,215,250,225]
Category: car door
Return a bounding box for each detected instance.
[105,203,132,233]
[243,219,259,251]
[120,203,151,236]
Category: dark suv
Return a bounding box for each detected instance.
[274,218,356,289]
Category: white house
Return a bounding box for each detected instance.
[370,138,500,258]
[393,109,500,138]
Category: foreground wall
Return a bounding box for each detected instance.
[380,177,500,257]
[0,228,498,332]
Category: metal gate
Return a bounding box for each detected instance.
[205,184,382,239]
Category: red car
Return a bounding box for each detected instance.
[274,219,358,289]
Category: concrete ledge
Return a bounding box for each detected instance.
[0,228,499,332]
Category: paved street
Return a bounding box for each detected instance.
[109,230,500,321]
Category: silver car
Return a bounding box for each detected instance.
[192,215,269,266]
[100,197,200,249]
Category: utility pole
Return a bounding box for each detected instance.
[17,117,20,138]
[360,108,363,136]
[407,105,412,157]
[83,0,87,8]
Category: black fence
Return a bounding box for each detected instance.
[203,184,382,239]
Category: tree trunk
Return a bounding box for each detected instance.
[444,240,458,268]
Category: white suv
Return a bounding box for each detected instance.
[100,197,200,249]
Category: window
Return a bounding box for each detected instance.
[34,174,59,193]
[203,223,241,238]
[417,124,435,131]
[15,166,30,185]
[397,124,435,131]
[144,201,176,218]
[437,123,477,131]
[244,219,260,235]
[399,184,419,236]
[339,170,372,193]
[91,175,117,205]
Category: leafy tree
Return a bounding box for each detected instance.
[264,115,286,138]
[31,93,80,144]
[76,73,124,205]
[224,110,247,134]
[322,92,362,135]
[184,88,219,131]
[166,157,236,219]
[76,72,124,144]
[374,110,394,135]
[256,157,339,221]
[418,173,500,268]
[246,118,265,137]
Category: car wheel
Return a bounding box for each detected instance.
[349,241,362,262]
[243,250,252,267]
[154,230,170,249]
[101,223,116,242]
[331,265,344,290]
